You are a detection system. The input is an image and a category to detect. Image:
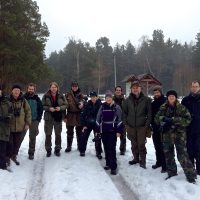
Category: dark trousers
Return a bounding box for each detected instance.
[29,121,39,155]
[119,127,126,153]
[79,126,102,155]
[187,133,200,174]
[0,140,7,169]
[101,132,117,170]
[7,132,26,158]
[44,120,62,152]
[152,126,166,170]
[66,126,83,149]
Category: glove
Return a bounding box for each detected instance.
[163,117,173,124]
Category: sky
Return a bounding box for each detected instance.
[35,0,200,57]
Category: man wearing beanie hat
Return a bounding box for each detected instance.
[0,84,13,170]
[155,89,197,183]
[151,86,167,173]
[79,91,103,158]
[122,81,152,169]
[8,84,31,165]
[65,81,84,153]
[182,80,200,175]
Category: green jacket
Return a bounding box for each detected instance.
[154,101,191,132]
[0,96,13,141]
[122,92,152,127]
[10,93,32,133]
[42,91,68,122]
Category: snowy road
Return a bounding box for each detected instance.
[0,120,199,200]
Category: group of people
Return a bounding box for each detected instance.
[0,80,200,184]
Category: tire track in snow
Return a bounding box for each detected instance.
[24,135,46,200]
[99,159,139,200]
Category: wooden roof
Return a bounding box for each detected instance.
[122,73,162,86]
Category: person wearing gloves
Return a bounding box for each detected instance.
[96,90,123,175]
[155,90,197,183]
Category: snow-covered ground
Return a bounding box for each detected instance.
[0,120,199,200]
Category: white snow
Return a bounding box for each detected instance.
[0,120,199,200]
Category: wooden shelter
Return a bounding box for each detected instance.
[122,73,162,96]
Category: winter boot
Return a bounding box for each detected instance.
[152,163,161,169]
[104,166,110,170]
[111,169,117,175]
[80,152,85,157]
[28,153,34,160]
[54,150,60,157]
[11,155,20,166]
[129,159,139,165]
[65,137,73,152]
[46,151,51,157]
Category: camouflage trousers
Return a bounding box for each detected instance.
[28,121,39,155]
[162,130,196,180]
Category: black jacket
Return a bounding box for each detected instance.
[81,99,102,127]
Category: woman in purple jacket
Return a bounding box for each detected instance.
[96,91,123,175]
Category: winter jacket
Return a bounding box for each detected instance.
[42,91,67,122]
[24,93,43,122]
[113,94,125,109]
[122,92,152,128]
[151,95,166,129]
[96,102,123,134]
[154,101,191,133]
[81,99,102,127]
[65,89,84,126]
[182,93,200,137]
[10,93,32,133]
[0,96,13,141]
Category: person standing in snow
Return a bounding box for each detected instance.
[113,86,126,155]
[0,84,13,170]
[182,80,200,175]
[151,86,166,173]
[155,90,197,183]
[96,91,123,175]
[8,84,32,165]
[80,91,103,158]
[42,82,68,157]
[64,81,84,153]
[24,83,43,160]
[122,81,152,169]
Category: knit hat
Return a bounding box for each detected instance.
[12,84,22,91]
[130,80,141,88]
[71,81,79,87]
[105,90,113,98]
[166,90,178,98]
[153,85,163,93]
[89,91,97,97]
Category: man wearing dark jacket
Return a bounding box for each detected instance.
[182,80,200,175]
[0,84,13,170]
[122,81,152,169]
[151,86,166,172]
[24,83,43,160]
[65,81,84,152]
[80,91,102,158]
[113,86,126,155]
